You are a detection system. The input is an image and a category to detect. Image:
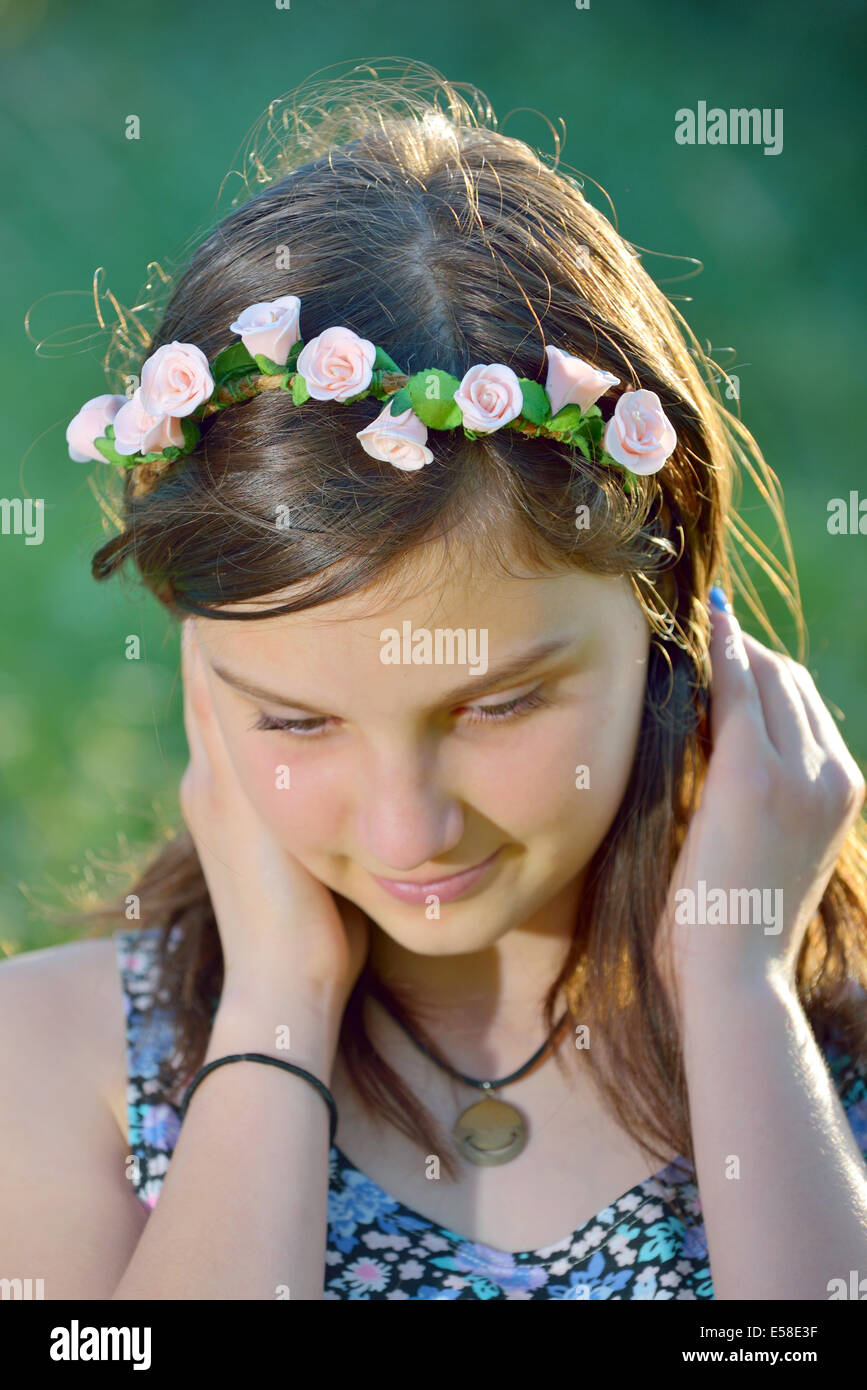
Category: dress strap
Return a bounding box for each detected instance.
[113,925,188,1210]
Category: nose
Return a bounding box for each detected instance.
[355,740,464,874]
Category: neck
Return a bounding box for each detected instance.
[366,870,584,1031]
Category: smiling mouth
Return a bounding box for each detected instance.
[383,853,498,886]
[371,848,502,890]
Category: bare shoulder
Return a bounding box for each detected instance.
[0,933,129,1137]
[0,932,150,1297]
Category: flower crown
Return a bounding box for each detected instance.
[67,294,678,496]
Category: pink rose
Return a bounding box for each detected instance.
[229,295,301,366]
[139,341,214,419]
[356,403,434,471]
[603,389,677,475]
[112,388,185,457]
[453,363,523,433]
[295,325,376,402]
[66,394,128,462]
[544,346,620,416]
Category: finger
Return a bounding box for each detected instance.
[707,602,765,743]
[181,620,236,780]
[740,632,823,771]
[180,620,208,769]
[785,659,866,803]
[785,659,854,761]
[186,621,246,787]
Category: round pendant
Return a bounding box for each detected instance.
[453,1096,527,1166]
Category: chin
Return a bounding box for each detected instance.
[377,923,504,957]
[365,897,518,954]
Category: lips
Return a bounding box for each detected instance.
[369,848,503,904]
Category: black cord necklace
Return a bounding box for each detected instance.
[375,998,573,1167]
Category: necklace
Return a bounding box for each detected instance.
[376,998,573,1167]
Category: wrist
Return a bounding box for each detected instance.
[208,989,343,1078]
[676,958,799,1014]
[217,973,347,1024]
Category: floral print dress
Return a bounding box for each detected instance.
[115,925,867,1301]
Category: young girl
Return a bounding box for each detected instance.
[3,62,866,1302]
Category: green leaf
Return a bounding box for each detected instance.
[214,374,256,405]
[517,378,551,426]
[387,387,413,417]
[582,412,604,444]
[546,403,585,436]
[93,433,136,468]
[180,417,200,452]
[364,369,387,400]
[407,370,462,429]
[571,434,592,460]
[291,373,310,406]
[212,342,257,382]
[373,345,404,374]
[253,351,291,376]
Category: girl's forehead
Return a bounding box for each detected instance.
[199,566,636,642]
[192,572,648,713]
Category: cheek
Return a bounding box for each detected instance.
[222,727,348,848]
[490,694,642,821]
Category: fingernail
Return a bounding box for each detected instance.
[708,585,732,614]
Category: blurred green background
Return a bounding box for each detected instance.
[1,0,864,953]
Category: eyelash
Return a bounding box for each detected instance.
[249,687,551,739]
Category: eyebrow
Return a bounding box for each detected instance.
[209,636,576,714]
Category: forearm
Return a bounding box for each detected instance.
[111,993,339,1300]
[680,968,867,1300]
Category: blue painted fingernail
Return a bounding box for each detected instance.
[709,585,732,613]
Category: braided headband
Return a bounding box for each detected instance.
[66,293,678,498]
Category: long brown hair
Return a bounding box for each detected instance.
[70,59,867,1184]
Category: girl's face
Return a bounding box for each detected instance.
[191,550,651,957]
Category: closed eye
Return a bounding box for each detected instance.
[248,686,551,739]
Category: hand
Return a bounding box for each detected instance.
[655,597,865,1015]
[179,619,370,1018]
